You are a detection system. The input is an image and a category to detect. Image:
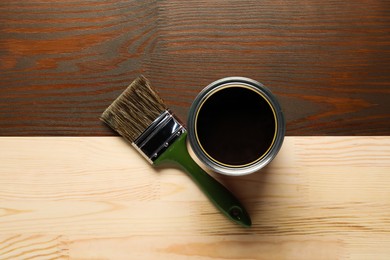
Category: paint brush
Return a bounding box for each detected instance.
[100,76,251,227]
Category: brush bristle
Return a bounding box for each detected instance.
[100,76,167,143]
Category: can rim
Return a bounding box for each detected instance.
[187,77,285,176]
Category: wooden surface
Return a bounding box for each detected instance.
[0,136,389,259]
[1,1,389,259]
[0,0,389,136]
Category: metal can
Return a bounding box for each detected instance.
[187,77,285,176]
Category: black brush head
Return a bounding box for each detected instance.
[100,76,167,143]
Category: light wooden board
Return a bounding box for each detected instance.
[0,137,389,259]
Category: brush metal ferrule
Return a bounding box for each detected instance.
[132,110,186,164]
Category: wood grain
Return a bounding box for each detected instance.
[0,0,389,136]
[0,137,389,259]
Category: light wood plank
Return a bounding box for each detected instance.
[0,137,389,259]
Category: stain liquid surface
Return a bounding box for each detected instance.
[196,86,276,166]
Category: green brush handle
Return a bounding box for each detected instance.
[154,132,251,227]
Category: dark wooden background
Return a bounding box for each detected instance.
[0,0,389,136]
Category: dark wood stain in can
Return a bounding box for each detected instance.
[196,87,275,166]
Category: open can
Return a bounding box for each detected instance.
[187,77,285,176]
